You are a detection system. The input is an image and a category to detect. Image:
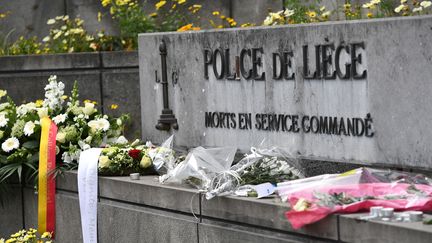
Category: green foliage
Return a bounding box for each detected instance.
[285,0,321,23]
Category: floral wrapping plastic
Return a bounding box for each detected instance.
[149,135,177,175]
[277,167,432,229]
[159,146,237,190]
[205,146,305,200]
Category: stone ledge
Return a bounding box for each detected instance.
[98,175,201,215]
[0,51,139,72]
[54,171,432,242]
[101,51,138,68]
[339,213,432,243]
[57,171,200,215]
[201,195,338,240]
[0,53,100,72]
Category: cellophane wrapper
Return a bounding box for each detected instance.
[149,135,177,175]
[277,167,432,229]
[205,146,304,200]
[159,146,237,190]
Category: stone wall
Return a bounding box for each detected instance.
[2,171,432,242]
[139,15,432,171]
[0,51,142,139]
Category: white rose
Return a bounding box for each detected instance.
[116,136,128,144]
[56,132,66,143]
[83,103,96,116]
[98,155,111,168]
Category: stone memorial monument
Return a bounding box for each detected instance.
[139,15,432,171]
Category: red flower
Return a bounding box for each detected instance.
[128,149,142,160]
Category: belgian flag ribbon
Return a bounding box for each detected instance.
[38,117,58,235]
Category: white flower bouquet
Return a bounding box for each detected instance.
[0,75,129,183]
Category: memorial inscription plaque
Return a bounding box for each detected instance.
[139,16,432,170]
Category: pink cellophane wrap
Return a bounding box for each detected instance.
[278,168,432,229]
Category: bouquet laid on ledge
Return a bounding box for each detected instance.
[277,167,432,229]
[159,139,304,199]
[0,75,129,184]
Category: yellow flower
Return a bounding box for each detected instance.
[115,0,130,6]
[178,0,186,4]
[212,11,220,16]
[220,15,225,19]
[307,11,317,18]
[41,232,52,239]
[320,6,326,12]
[110,104,119,109]
[102,0,111,7]
[293,198,311,211]
[240,23,254,28]
[171,3,176,9]
[177,23,193,32]
[53,31,63,40]
[217,25,223,29]
[47,19,56,25]
[61,95,68,100]
[0,90,6,98]
[155,1,166,10]
[149,12,158,17]
[140,155,152,168]
[35,99,43,107]
[97,12,102,22]
[395,4,405,13]
[322,11,331,18]
[230,21,237,27]
[367,12,373,18]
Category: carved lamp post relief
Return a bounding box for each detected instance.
[155,40,179,131]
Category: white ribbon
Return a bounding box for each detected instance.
[78,148,102,243]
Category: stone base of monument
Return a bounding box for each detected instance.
[2,171,432,242]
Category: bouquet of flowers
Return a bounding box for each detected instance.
[205,147,304,199]
[1,228,53,243]
[277,167,432,229]
[0,75,129,184]
[98,140,158,176]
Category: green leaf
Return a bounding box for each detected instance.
[22,140,39,149]
[29,152,39,163]
[0,155,7,164]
